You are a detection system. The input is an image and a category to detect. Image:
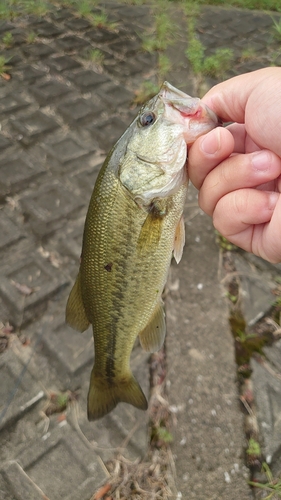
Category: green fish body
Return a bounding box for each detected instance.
[66,82,220,420]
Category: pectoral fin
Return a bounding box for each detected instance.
[65,271,90,332]
[139,301,166,353]
[173,214,185,264]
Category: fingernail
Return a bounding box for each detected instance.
[269,192,279,210]
[200,128,220,155]
[251,151,271,172]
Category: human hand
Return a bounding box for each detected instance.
[188,67,281,263]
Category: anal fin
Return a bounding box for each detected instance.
[65,271,90,332]
[139,301,166,353]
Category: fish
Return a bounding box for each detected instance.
[65,82,220,420]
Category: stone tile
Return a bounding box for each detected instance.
[28,19,63,37]
[56,97,104,125]
[0,255,69,327]
[1,424,106,500]
[46,137,89,164]
[30,80,72,105]
[97,82,134,108]
[0,134,12,151]
[69,69,110,91]
[87,115,129,152]
[46,55,82,73]
[20,182,84,237]
[54,35,91,52]
[41,314,94,381]
[64,17,92,31]
[13,64,47,83]
[10,110,59,146]
[85,27,119,43]
[0,213,25,251]
[0,349,44,431]
[0,93,29,115]
[0,156,45,198]
[234,254,277,325]
[251,358,281,473]
[21,42,55,59]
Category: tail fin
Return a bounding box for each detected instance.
[87,369,148,421]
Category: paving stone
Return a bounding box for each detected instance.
[0,213,25,251]
[251,358,281,475]
[0,93,29,115]
[56,97,104,125]
[54,35,91,52]
[10,110,59,146]
[20,182,84,237]
[1,49,23,66]
[97,82,134,108]
[85,26,120,43]
[28,19,63,37]
[21,42,55,59]
[64,17,92,31]
[46,54,82,73]
[264,340,281,373]
[30,80,72,105]
[13,64,47,83]
[0,156,45,198]
[49,7,74,23]
[46,137,89,164]
[0,255,69,327]
[0,21,14,34]
[69,69,110,91]
[69,159,103,196]
[41,314,94,381]
[0,134,12,151]
[1,423,106,500]
[0,349,45,431]
[87,115,129,152]
[234,254,276,326]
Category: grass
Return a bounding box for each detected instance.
[249,463,281,498]
[84,48,104,66]
[0,55,11,77]
[2,31,14,47]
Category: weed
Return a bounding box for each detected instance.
[85,48,104,66]
[0,55,11,76]
[2,31,13,47]
[26,31,37,44]
[249,462,281,498]
[204,48,234,78]
[247,438,261,457]
[158,53,171,80]
[20,0,49,16]
[142,5,175,53]
[89,11,118,31]
[272,16,281,41]
[240,47,257,62]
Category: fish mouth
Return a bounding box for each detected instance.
[159,81,221,128]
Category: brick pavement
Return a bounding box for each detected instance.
[0,2,281,499]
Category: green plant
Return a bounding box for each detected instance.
[158,53,171,81]
[204,48,234,78]
[272,16,281,41]
[88,11,118,31]
[0,55,11,76]
[142,4,175,53]
[26,31,37,44]
[247,438,261,457]
[240,47,257,62]
[249,462,281,498]
[85,48,104,66]
[2,31,13,47]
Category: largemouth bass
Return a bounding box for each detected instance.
[66,82,220,420]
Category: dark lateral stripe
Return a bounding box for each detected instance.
[105,327,117,385]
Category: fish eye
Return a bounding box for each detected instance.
[139,111,156,127]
